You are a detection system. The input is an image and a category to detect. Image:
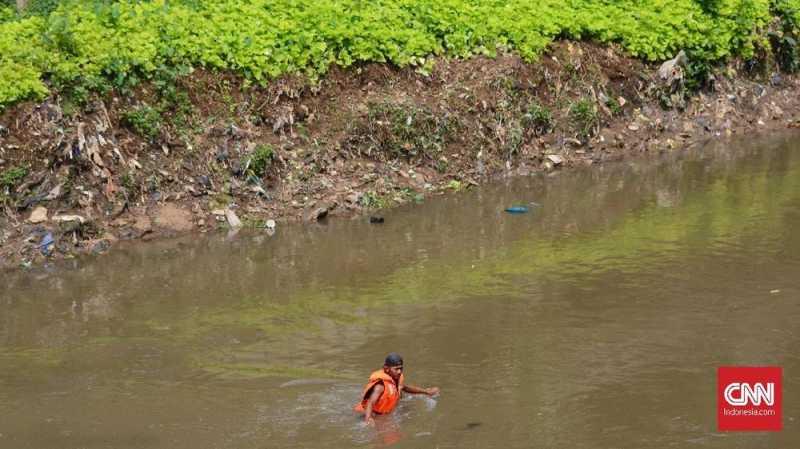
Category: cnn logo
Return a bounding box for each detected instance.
[723,382,774,406]
[718,367,782,431]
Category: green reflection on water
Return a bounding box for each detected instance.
[198,359,354,381]
[0,348,63,368]
[0,348,65,383]
[5,143,800,380]
[158,297,371,339]
[176,149,800,377]
[497,164,800,277]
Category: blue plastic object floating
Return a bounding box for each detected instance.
[505,206,529,214]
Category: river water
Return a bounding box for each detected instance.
[1,134,799,448]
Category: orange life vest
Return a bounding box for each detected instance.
[354,370,404,415]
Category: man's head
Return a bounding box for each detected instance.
[383,352,403,381]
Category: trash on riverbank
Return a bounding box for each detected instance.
[53,215,87,224]
[38,232,54,256]
[546,155,564,166]
[2,36,800,270]
[225,209,243,228]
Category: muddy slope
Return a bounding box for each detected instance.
[1,42,799,270]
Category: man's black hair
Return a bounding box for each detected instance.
[384,352,403,367]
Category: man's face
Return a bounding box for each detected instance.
[384,364,403,381]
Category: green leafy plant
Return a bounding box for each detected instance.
[120,171,134,190]
[22,0,64,17]
[568,98,597,138]
[0,165,28,189]
[122,104,162,140]
[0,5,16,23]
[446,179,464,191]
[0,0,796,110]
[360,190,387,209]
[606,96,623,116]
[397,187,424,203]
[523,100,553,134]
[770,0,800,72]
[685,58,714,91]
[247,144,275,178]
[153,63,194,125]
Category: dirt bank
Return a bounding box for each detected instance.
[1,42,799,270]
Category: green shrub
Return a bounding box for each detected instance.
[360,191,387,209]
[247,144,275,178]
[0,166,28,190]
[122,104,162,139]
[568,99,597,138]
[120,171,134,190]
[446,179,463,191]
[0,5,15,23]
[772,0,800,72]
[770,32,800,72]
[0,0,794,109]
[24,0,65,17]
[523,100,553,134]
[606,96,623,116]
[777,0,800,28]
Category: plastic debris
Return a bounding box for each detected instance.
[39,232,54,256]
[225,209,243,228]
[53,214,87,224]
[504,206,529,214]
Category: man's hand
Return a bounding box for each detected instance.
[363,383,383,426]
[425,387,440,396]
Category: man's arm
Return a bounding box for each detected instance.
[363,383,384,424]
[402,384,439,396]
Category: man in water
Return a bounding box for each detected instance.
[354,352,440,424]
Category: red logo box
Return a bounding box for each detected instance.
[718,366,782,431]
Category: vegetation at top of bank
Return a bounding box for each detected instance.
[770,0,800,71]
[1,0,800,110]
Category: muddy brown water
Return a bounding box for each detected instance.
[2,134,800,448]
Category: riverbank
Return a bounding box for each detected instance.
[1,40,800,270]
